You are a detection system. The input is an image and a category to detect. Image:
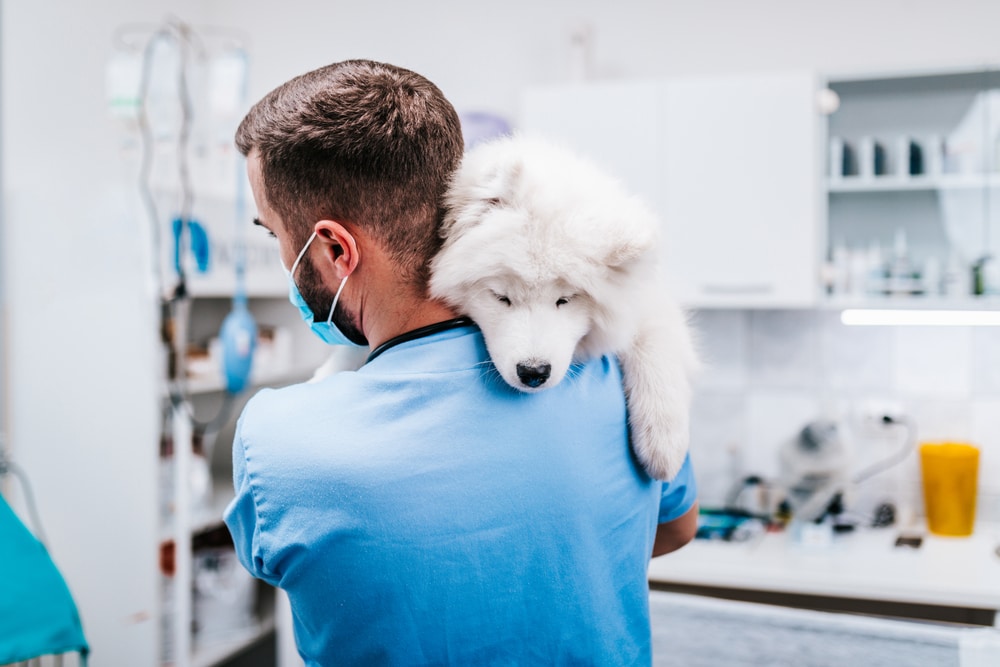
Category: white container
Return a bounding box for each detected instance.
[193,547,257,641]
[922,256,943,296]
[894,136,911,178]
[829,136,845,179]
[858,136,875,180]
[925,135,944,176]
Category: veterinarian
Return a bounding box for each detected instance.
[224,59,699,665]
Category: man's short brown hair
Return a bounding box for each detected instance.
[236,59,464,288]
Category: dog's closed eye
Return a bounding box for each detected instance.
[485,197,502,207]
[556,296,573,307]
[491,290,512,306]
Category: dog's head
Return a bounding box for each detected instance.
[430,135,659,392]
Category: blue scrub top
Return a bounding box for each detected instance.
[225,324,696,666]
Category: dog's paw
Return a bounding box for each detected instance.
[630,414,689,482]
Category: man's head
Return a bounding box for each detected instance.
[237,59,464,294]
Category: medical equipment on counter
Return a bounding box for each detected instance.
[781,413,917,520]
[768,414,916,534]
[779,419,851,524]
[851,414,917,485]
[695,508,769,542]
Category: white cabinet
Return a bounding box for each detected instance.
[520,71,823,309]
[521,81,664,209]
[660,72,821,308]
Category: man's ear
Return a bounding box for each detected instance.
[313,220,360,279]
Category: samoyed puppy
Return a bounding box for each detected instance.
[429,135,698,481]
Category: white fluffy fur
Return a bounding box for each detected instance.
[429,135,699,481]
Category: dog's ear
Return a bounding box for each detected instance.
[488,159,523,204]
[441,144,524,239]
[604,234,653,268]
[602,208,658,268]
[474,156,523,213]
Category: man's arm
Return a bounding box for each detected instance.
[651,502,699,558]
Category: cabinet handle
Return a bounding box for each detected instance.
[700,284,775,295]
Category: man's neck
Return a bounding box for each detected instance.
[362,289,460,351]
[349,235,460,350]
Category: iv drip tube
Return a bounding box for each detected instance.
[124,20,249,667]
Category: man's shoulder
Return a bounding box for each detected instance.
[237,347,625,442]
[239,373,362,432]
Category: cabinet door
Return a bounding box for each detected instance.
[661,72,821,307]
[520,81,663,211]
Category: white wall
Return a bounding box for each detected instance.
[2,1,207,664]
[210,0,1000,125]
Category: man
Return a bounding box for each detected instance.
[224,59,698,666]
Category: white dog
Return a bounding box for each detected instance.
[429,135,698,481]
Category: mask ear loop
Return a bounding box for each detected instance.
[326,275,350,325]
[288,231,319,277]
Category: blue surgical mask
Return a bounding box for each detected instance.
[285,231,365,347]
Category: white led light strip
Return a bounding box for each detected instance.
[841,309,1000,326]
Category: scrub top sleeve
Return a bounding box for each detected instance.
[224,413,281,587]
[657,453,698,524]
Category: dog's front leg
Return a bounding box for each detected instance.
[617,303,697,481]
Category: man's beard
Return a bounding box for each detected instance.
[297,254,368,346]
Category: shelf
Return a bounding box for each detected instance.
[827,173,1000,193]
[161,482,235,543]
[821,295,1000,311]
[183,366,316,395]
[191,614,276,667]
[185,286,288,299]
[197,483,235,536]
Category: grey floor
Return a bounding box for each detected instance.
[219,591,995,666]
[649,591,973,667]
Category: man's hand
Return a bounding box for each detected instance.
[651,502,699,558]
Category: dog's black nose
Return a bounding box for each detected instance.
[516,363,551,388]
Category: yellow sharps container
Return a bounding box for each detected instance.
[919,442,980,537]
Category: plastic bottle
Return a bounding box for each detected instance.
[944,252,971,297]
[922,256,942,296]
[887,229,915,295]
[866,241,886,296]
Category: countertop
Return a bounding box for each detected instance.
[648,522,1000,622]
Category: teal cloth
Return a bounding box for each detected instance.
[0,493,89,664]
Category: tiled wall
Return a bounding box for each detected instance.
[688,309,1000,525]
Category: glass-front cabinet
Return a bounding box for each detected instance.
[824,68,1000,308]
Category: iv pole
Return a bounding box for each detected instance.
[120,18,250,666]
